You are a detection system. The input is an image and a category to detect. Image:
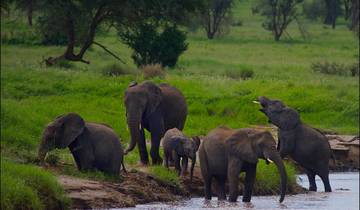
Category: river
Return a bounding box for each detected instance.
[120,172,359,210]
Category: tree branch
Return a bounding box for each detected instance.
[93,41,126,64]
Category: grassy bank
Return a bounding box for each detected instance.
[1,1,358,208]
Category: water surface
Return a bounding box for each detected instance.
[121,172,359,210]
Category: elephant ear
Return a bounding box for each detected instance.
[55,113,85,149]
[144,82,162,116]
[279,107,300,130]
[225,130,258,164]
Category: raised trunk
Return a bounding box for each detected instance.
[124,120,141,154]
[269,151,287,203]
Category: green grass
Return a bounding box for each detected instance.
[254,161,297,193]
[1,160,70,210]
[148,165,180,186]
[1,1,359,208]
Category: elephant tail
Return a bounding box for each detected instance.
[198,143,210,181]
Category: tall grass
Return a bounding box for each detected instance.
[1,160,70,210]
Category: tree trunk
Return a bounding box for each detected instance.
[27,2,33,26]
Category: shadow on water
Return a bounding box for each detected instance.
[117,172,359,210]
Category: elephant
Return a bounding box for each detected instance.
[37,113,126,175]
[161,128,201,181]
[256,96,332,192]
[124,81,187,165]
[199,126,287,203]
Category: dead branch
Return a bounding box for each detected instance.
[93,41,126,64]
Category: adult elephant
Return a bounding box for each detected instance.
[38,113,125,175]
[124,81,187,165]
[199,126,287,203]
[256,96,332,192]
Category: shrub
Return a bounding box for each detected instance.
[240,68,254,80]
[119,24,188,68]
[142,64,166,79]
[1,160,70,210]
[101,64,133,76]
[232,19,243,26]
[36,15,68,46]
[225,67,254,80]
[311,61,358,76]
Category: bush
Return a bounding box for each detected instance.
[1,160,70,210]
[240,68,254,80]
[225,67,254,80]
[101,64,134,76]
[36,15,68,46]
[312,61,358,76]
[231,19,243,26]
[119,24,188,68]
[142,64,166,79]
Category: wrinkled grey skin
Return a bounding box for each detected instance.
[161,128,201,181]
[124,81,187,165]
[257,96,332,192]
[199,127,287,203]
[38,113,125,175]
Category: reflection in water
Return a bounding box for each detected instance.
[118,172,359,210]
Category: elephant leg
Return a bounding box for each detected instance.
[180,157,188,176]
[243,164,257,202]
[306,170,317,191]
[137,128,149,165]
[204,176,213,200]
[318,169,332,192]
[164,151,169,168]
[216,177,227,200]
[148,117,164,165]
[228,158,243,202]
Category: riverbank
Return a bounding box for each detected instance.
[56,166,306,209]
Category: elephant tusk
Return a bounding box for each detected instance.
[266,158,273,163]
[139,124,142,130]
[253,100,260,104]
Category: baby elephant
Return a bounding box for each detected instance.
[38,113,125,175]
[162,128,201,181]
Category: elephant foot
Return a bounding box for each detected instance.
[309,186,317,192]
[242,196,251,202]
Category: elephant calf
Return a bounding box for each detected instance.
[162,128,201,181]
[199,126,287,203]
[38,113,125,175]
[256,96,332,192]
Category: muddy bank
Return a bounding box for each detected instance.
[57,166,305,209]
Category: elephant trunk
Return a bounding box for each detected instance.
[125,119,141,155]
[268,151,287,203]
[190,156,196,182]
[37,135,53,164]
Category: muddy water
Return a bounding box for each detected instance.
[119,172,359,210]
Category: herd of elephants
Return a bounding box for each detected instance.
[37,81,333,203]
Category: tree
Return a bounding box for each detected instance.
[350,0,358,35]
[38,0,202,66]
[38,0,127,65]
[343,0,352,20]
[323,0,342,28]
[199,0,234,39]
[253,0,304,41]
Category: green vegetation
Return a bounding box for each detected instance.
[148,166,180,186]
[254,161,297,193]
[1,0,358,208]
[1,160,70,210]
